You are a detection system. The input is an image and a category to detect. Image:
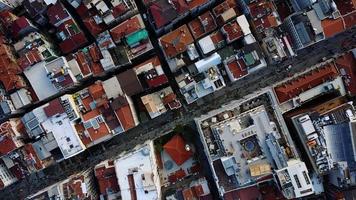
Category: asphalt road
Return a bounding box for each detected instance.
[0,26,354,199]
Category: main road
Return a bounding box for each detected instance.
[1,23,355,200]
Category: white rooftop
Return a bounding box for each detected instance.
[102,77,123,99]
[24,61,59,101]
[41,114,85,159]
[114,144,160,200]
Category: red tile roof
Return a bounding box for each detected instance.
[163,135,193,165]
[160,24,194,58]
[44,98,65,117]
[213,0,237,17]
[11,16,32,38]
[0,43,25,92]
[95,164,119,196]
[335,52,356,95]
[89,82,105,100]
[227,58,248,80]
[47,2,70,25]
[83,17,106,37]
[183,188,195,200]
[82,109,101,121]
[74,51,92,76]
[334,0,356,15]
[62,175,86,199]
[188,11,217,40]
[115,104,135,131]
[110,16,142,43]
[146,74,168,88]
[0,122,17,156]
[224,185,261,200]
[59,31,88,54]
[343,11,356,29]
[24,143,44,170]
[321,18,345,38]
[186,0,208,10]
[17,49,43,70]
[222,21,243,43]
[0,10,17,30]
[274,63,339,103]
[149,0,178,28]
[246,1,279,32]
[192,184,204,197]
[112,3,128,18]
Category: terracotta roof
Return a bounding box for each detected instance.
[192,184,204,197]
[186,0,208,10]
[188,11,217,40]
[183,188,195,200]
[213,0,237,17]
[343,11,356,29]
[227,58,248,80]
[110,16,142,43]
[160,24,194,58]
[172,0,189,13]
[163,134,193,165]
[335,52,356,95]
[0,43,25,92]
[47,2,70,25]
[146,74,168,88]
[62,176,86,199]
[224,185,261,200]
[222,21,243,43]
[11,16,32,38]
[59,31,88,54]
[74,51,92,76]
[0,122,17,156]
[83,17,106,37]
[149,0,178,28]
[116,69,143,96]
[274,63,339,103]
[88,82,105,100]
[115,104,135,131]
[44,98,65,117]
[112,3,128,18]
[95,164,119,196]
[24,143,44,170]
[334,0,356,15]
[0,11,17,30]
[162,93,177,105]
[17,49,43,70]
[321,18,345,38]
[83,109,101,121]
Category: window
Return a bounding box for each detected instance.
[302,171,310,185]
[294,175,302,188]
[96,115,104,123]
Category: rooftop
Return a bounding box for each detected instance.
[94,160,120,198]
[335,52,356,95]
[149,0,179,28]
[110,15,143,43]
[188,11,217,40]
[274,63,339,103]
[163,134,193,166]
[160,24,194,58]
[114,143,160,200]
[221,20,243,43]
[116,69,143,96]
[23,61,59,101]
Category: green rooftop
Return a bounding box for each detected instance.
[244,53,256,66]
[125,29,148,47]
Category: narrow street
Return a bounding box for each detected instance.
[0,25,354,199]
